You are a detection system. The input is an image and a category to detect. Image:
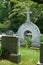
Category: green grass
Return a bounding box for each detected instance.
[0,47,40,65]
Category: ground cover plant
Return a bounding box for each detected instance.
[40,36,43,42]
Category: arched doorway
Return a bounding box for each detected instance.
[24,30,32,47]
[24,30,32,39]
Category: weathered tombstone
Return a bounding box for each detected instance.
[40,42,43,64]
[6,30,14,35]
[37,42,43,65]
[1,35,21,63]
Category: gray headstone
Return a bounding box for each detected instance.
[17,10,40,47]
[6,30,14,35]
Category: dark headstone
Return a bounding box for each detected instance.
[40,42,43,63]
[1,35,21,63]
[1,36,18,54]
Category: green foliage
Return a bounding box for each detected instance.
[0,0,11,32]
[24,38,32,48]
[9,10,26,32]
[0,0,10,23]
[6,0,43,32]
[0,20,11,32]
[8,0,28,32]
[40,36,43,42]
[0,0,43,32]
[9,0,36,32]
[35,16,43,33]
[1,48,9,58]
[30,3,43,23]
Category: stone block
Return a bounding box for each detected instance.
[40,43,43,63]
[1,35,21,63]
[9,53,21,63]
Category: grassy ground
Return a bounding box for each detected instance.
[0,47,40,65]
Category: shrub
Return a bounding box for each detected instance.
[40,36,43,42]
[24,38,32,48]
